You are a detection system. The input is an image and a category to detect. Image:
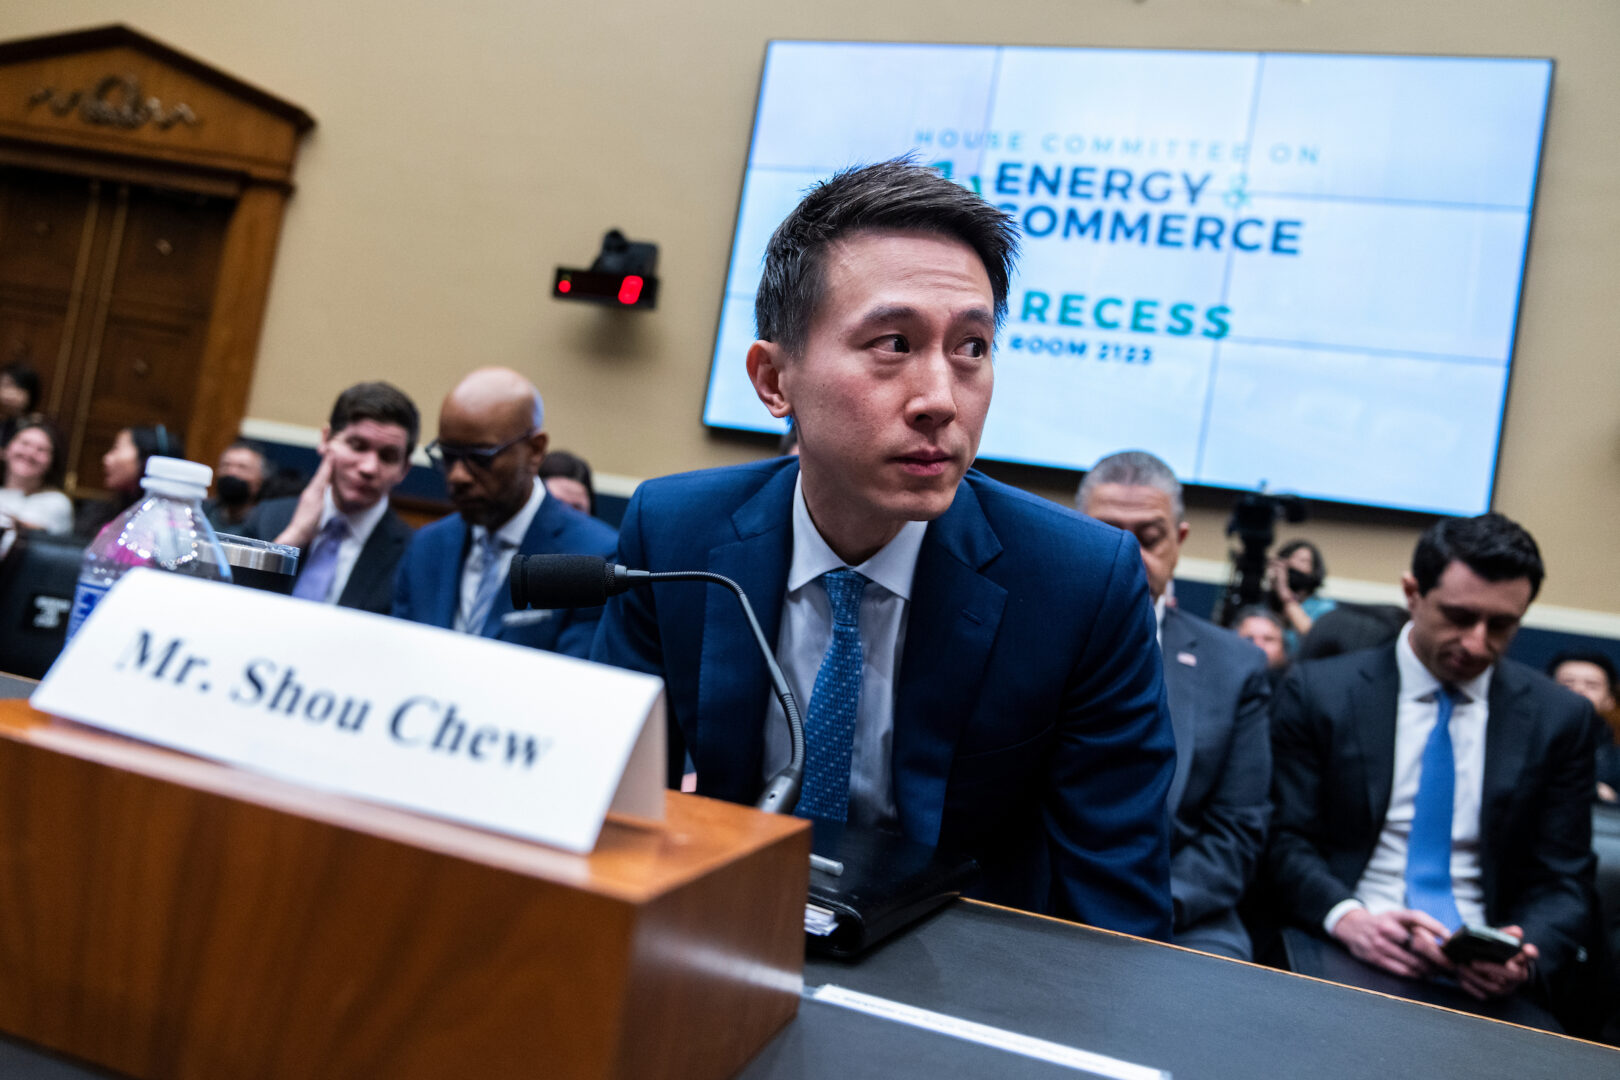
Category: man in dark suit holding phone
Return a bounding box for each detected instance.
[1266,513,1601,1029]
[591,160,1175,939]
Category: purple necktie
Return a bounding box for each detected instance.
[292,515,349,603]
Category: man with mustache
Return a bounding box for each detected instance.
[592,160,1174,937]
[393,367,617,655]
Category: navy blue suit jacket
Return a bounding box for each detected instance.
[1159,605,1272,958]
[590,458,1175,939]
[392,493,618,657]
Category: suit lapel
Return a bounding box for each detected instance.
[425,520,468,630]
[892,482,1006,846]
[338,510,406,608]
[698,466,796,802]
[1358,646,1402,833]
[1480,662,1531,865]
[1160,607,1199,815]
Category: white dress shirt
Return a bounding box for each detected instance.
[762,475,927,829]
[308,489,392,605]
[454,477,545,633]
[1324,623,1491,933]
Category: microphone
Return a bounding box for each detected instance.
[510,554,804,815]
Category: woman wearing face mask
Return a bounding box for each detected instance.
[0,418,72,536]
[73,424,185,540]
[1268,538,1336,652]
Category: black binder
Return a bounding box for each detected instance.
[805,820,980,958]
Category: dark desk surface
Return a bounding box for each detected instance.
[5,899,1612,1079]
[742,901,1616,1080]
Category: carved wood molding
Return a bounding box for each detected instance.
[26,74,199,131]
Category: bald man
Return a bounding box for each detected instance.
[391,368,618,656]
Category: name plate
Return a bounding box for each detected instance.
[31,569,666,854]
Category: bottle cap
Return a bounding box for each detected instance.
[144,455,213,489]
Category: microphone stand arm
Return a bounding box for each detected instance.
[644,570,804,815]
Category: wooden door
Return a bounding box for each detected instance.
[0,164,230,495]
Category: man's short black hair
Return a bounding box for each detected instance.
[329,382,420,455]
[1547,650,1619,697]
[1411,512,1544,601]
[754,157,1019,357]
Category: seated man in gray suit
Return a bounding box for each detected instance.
[241,381,419,615]
[1079,451,1271,958]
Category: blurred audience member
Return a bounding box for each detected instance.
[1234,605,1289,675]
[393,368,616,655]
[241,383,418,614]
[1297,602,1409,662]
[0,362,41,452]
[1079,451,1271,959]
[1547,650,1620,803]
[539,449,596,516]
[1271,538,1336,650]
[207,438,272,532]
[0,418,72,536]
[75,424,184,540]
[1267,513,1599,1031]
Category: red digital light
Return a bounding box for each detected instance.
[617,275,643,305]
[557,279,571,294]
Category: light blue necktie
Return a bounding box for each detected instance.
[797,568,868,822]
[463,533,510,635]
[292,515,348,602]
[1406,684,1464,931]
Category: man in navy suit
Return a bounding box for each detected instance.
[241,382,418,615]
[591,160,1174,938]
[393,367,617,656]
[1266,513,1600,1028]
[1079,451,1271,959]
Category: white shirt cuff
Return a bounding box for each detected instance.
[1323,898,1364,937]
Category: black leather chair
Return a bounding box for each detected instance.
[0,532,84,679]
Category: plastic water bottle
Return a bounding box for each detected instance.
[66,456,233,640]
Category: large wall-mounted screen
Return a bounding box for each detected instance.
[703,41,1552,516]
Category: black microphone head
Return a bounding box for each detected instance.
[510,554,617,609]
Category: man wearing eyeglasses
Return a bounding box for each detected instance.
[392,367,617,656]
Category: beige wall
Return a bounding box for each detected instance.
[6,0,1618,611]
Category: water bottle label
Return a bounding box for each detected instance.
[66,579,112,641]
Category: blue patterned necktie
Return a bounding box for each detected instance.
[463,533,511,635]
[292,515,349,602]
[1406,684,1464,931]
[797,568,868,822]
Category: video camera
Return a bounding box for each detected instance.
[1217,487,1306,626]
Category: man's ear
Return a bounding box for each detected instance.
[1176,521,1190,546]
[527,430,550,474]
[1401,572,1421,613]
[317,424,333,456]
[746,340,793,420]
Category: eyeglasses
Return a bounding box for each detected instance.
[425,429,536,473]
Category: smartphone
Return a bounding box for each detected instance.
[1442,925,1523,965]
